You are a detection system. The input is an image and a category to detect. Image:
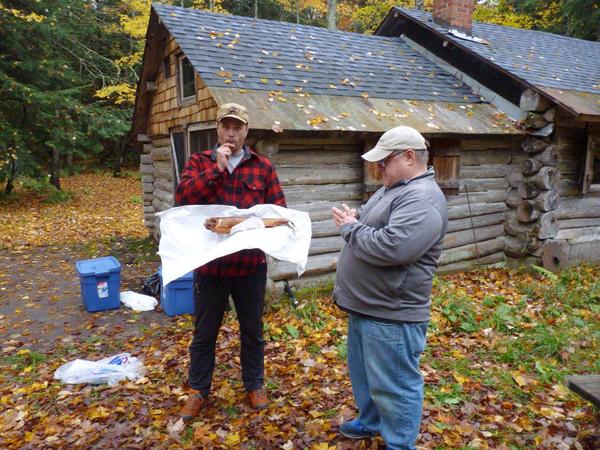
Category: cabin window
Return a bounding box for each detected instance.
[189,128,217,157]
[178,56,196,102]
[171,131,186,187]
[582,133,600,193]
[162,56,171,78]
[431,149,461,196]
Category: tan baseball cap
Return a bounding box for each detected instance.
[362,126,428,162]
[216,103,249,124]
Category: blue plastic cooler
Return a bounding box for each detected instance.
[75,256,121,312]
[158,266,194,316]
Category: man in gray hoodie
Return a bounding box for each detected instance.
[332,126,448,450]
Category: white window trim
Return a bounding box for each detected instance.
[178,55,196,103]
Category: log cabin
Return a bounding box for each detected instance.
[131,1,598,296]
[376,1,600,271]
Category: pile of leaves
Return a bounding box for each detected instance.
[0,173,599,449]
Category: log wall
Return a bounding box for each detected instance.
[436,137,516,273]
[267,138,363,292]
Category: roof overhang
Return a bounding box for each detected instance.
[210,88,520,135]
[536,87,600,121]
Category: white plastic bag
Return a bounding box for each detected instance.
[53,353,146,385]
[120,290,158,311]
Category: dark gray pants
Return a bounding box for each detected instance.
[188,265,266,396]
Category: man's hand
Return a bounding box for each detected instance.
[332,203,358,229]
[216,143,234,172]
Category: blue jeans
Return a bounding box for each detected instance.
[347,314,428,450]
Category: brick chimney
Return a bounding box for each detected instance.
[432,0,474,35]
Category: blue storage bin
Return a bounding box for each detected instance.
[158,266,195,316]
[75,256,121,312]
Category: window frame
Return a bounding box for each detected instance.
[177,54,196,104]
[582,132,600,194]
[187,122,217,160]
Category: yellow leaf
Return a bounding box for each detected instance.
[225,432,240,446]
[511,371,527,387]
[260,78,269,84]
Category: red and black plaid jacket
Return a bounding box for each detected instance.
[175,145,286,277]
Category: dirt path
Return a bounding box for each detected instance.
[0,239,175,354]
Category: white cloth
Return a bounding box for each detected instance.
[120,291,158,311]
[157,204,311,287]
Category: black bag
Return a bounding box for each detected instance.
[142,272,161,297]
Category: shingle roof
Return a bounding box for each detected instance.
[153,3,481,103]
[397,8,600,96]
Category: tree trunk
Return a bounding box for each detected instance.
[4,158,16,194]
[50,146,61,190]
[296,0,300,24]
[254,0,258,18]
[416,0,425,9]
[327,0,336,30]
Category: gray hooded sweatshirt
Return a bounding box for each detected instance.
[333,168,448,323]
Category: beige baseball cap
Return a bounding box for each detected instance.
[216,103,249,124]
[362,126,428,162]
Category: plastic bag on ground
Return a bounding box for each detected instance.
[53,353,146,385]
[120,290,158,311]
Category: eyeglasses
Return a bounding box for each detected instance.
[378,151,403,168]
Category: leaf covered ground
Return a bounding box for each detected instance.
[0,173,598,449]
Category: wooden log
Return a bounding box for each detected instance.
[153,167,173,182]
[447,212,505,233]
[522,135,550,154]
[533,145,559,166]
[311,219,338,238]
[151,146,172,161]
[505,213,533,239]
[557,218,600,229]
[146,81,157,92]
[506,189,522,208]
[460,149,511,166]
[143,205,154,214]
[143,184,154,194]
[520,88,551,112]
[437,237,504,266]
[154,189,173,205]
[270,273,336,297]
[143,143,153,154]
[447,202,506,221]
[277,165,361,186]
[543,108,556,122]
[533,190,559,212]
[137,133,151,143]
[538,212,559,239]
[271,149,359,165]
[140,164,154,175]
[143,192,154,202]
[460,178,507,192]
[443,224,504,250]
[526,166,558,189]
[517,200,541,223]
[269,252,338,281]
[437,251,504,274]
[460,164,508,179]
[283,183,362,203]
[141,154,152,164]
[507,171,523,188]
[289,200,361,222]
[255,139,279,159]
[522,112,548,130]
[154,179,173,194]
[204,217,289,234]
[309,236,345,255]
[141,175,154,184]
[554,197,600,219]
[152,198,172,213]
[504,236,528,257]
[542,230,600,270]
[518,181,541,199]
[446,190,506,207]
[521,158,543,175]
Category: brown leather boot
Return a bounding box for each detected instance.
[179,391,207,420]
[247,389,269,410]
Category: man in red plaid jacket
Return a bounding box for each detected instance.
[175,103,286,419]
